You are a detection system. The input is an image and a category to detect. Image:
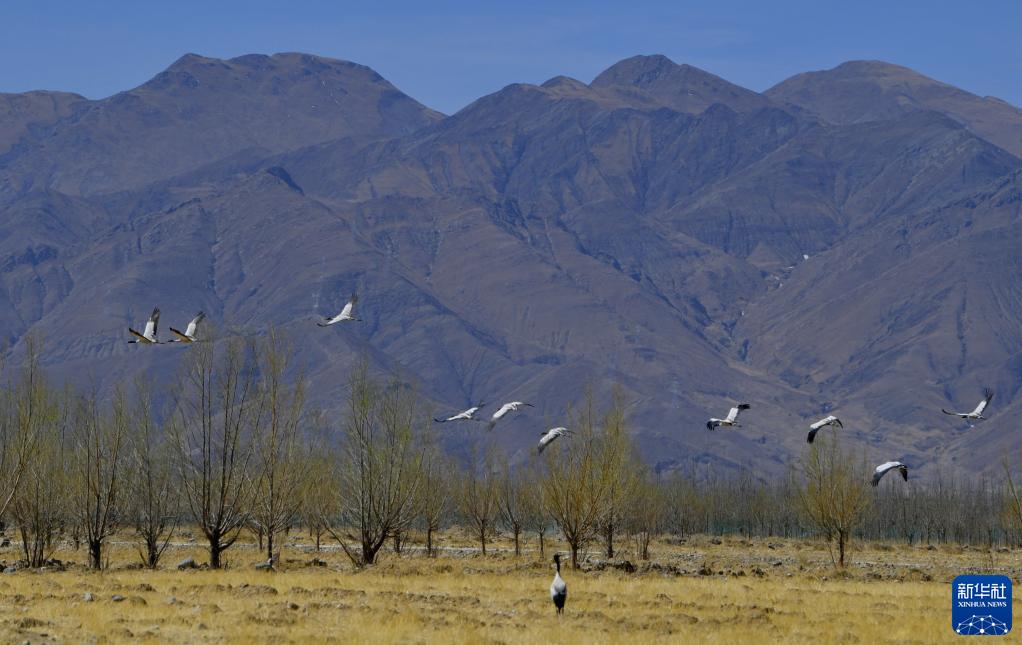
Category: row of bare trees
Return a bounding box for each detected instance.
[4,336,1022,571]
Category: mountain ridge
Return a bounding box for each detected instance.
[2,52,1021,479]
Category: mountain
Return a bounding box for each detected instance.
[2,53,1022,479]
[592,54,773,114]
[0,52,441,198]
[766,60,1022,157]
[0,90,85,155]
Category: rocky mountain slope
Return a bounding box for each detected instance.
[2,52,1020,478]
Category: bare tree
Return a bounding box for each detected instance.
[540,389,626,568]
[455,447,501,556]
[300,428,337,553]
[1002,458,1022,545]
[796,432,872,567]
[626,470,667,560]
[330,361,423,567]
[518,463,550,559]
[497,461,527,557]
[418,438,451,558]
[9,364,69,568]
[250,331,306,562]
[0,338,48,522]
[69,389,128,569]
[594,395,638,559]
[127,382,178,568]
[170,338,259,568]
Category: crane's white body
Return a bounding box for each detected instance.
[942,389,993,420]
[318,294,360,326]
[707,404,750,431]
[435,404,485,423]
[487,401,534,429]
[872,461,909,486]
[807,415,843,443]
[538,427,569,453]
[170,311,205,343]
[550,554,567,615]
[128,307,161,344]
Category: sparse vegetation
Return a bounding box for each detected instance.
[3,339,1022,643]
[0,529,1011,643]
[796,432,872,567]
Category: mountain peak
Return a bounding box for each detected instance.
[4,51,443,196]
[540,75,588,90]
[591,54,770,114]
[591,54,691,88]
[767,60,1022,157]
[831,59,919,75]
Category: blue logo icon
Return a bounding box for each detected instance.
[952,575,1011,635]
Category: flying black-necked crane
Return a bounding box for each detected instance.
[550,553,567,615]
[128,307,161,344]
[872,461,909,486]
[434,403,486,424]
[807,415,843,443]
[538,427,570,453]
[318,292,360,326]
[942,388,994,421]
[169,311,205,343]
[706,404,750,431]
[487,401,534,430]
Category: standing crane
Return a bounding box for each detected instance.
[550,553,567,615]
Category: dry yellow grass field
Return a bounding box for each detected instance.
[0,531,1016,643]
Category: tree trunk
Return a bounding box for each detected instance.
[145,536,159,569]
[480,527,487,555]
[513,529,520,557]
[361,536,381,566]
[88,539,103,570]
[570,541,580,569]
[838,530,846,568]
[209,535,223,569]
[639,534,650,560]
[266,531,274,562]
[605,522,614,559]
[538,531,545,559]
[426,526,434,558]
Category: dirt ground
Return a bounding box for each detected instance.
[0,531,1015,643]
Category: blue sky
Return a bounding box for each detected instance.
[1,0,1019,114]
